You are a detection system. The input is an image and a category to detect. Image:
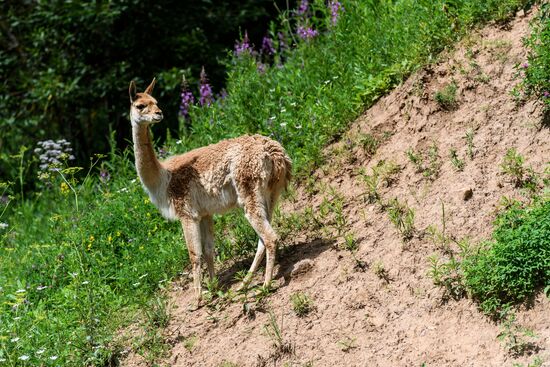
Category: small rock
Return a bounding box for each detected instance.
[290,259,314,277]
[516,9,525,17]
[463,188,473,201]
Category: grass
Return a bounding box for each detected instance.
[406,143,441,180]
[386,198,416,241]
[290,292,315,317]
[434,82,458,110]
[0,0,538,365]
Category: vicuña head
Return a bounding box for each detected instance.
[129,78,163,126]
[128,77,292,311]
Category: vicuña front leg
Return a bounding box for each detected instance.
[181,217,203,310]
[200,216,215,281]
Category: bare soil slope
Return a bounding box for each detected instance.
[123,9,550,367]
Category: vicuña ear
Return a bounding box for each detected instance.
[144,77,156,95]
[129,81,137,103]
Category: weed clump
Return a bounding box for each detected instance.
[462,200,550,315]
[434,82,458,110]
[290,292,315,317]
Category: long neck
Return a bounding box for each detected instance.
[132,123,163,190]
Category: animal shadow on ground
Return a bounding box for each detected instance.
[541,108,550,129]
[216,237,335,291]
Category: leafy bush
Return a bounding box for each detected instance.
[462,199,550,315]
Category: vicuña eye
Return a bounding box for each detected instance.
[136,104,146,110]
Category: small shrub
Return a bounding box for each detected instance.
[498,314,539,357]
[462,200,550,315]
[373,261,390,282]
[358,134,380,157]
[359,168,381,204]
[373,160,402,187]
[434,82,458,110]
[428,254,466,300]
[464,128,475,160]
[501,148,526,185]
[342,233,358,252]
[290,292,314,317]
[406,144,441,179]
[450,148,465,171]
[386,198,415,241]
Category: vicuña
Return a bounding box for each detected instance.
[129,78,292,309]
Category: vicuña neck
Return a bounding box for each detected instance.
[132,123,163,190]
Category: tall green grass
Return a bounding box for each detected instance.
[0,0,534,365]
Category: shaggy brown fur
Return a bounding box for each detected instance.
[129,79,291,308]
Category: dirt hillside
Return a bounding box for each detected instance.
[122,8,550,367]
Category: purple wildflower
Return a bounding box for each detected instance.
[543,91,550,98]
[329,1,344,25]
[199,67,213,107]
[522,62,529,69]
[257,62,267,74]
[296,0,309,16]
[179,78,195,119]
[219,89,228,100]
[278,32,287,53]
[234,31,253,57]
[297,26,318,40]
[261,36,275,55]
[99,169,110,183]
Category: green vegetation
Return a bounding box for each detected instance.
[428,193,550,316]
[434,82,458,110]
[406,143,442,180]
[514,2,550,110]
[0,0,538,365]
[497,314,538,356]
[386,198,416,241]
[462,198,550,315]
[290,292,315,317]
[449,148,465,171]
[0,0,287,184]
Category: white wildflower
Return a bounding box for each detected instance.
[36,285,48,291]
[81,281,89,285]
[0,222,8,230]
[36,349,45,355]
[11,337,20,342]
[50,356,58,360]
[15,289,26,293]
[19,355,30,361]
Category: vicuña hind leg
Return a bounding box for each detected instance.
[181,216,203,310]
[243,198,278,287]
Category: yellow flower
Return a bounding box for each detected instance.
[108,235,113,243]
[89,235,95,242]
[60,182,70,195]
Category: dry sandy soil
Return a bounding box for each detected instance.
[122,8,550,367]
